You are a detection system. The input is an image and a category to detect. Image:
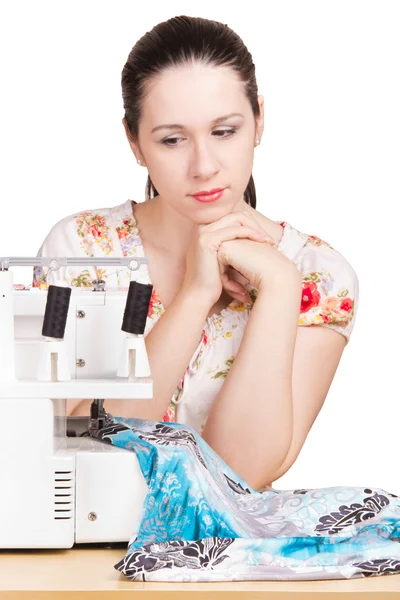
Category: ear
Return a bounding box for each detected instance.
[122,117,146,166]
[255,95,265,143]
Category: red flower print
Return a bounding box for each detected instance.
[300,281,321,314]
[88,225,101,238]
[321,313,332,323]
[162,406,175,422]
[147,292,155,317]
[340,298,353,312]
[147,288,162,318]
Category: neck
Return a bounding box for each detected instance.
[142,197,196,261]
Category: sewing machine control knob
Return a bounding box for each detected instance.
[88,512,97,522]
[76,310,85,319]
[76,359,86,367]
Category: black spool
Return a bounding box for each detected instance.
[42,284,72,339]
[121,281,153,335]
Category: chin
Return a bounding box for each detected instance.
[194,205,233,224]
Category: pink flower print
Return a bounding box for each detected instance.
[87,224,101,238]
[117,227,129,240]
[320,295,353,324]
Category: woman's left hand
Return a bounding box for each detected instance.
[217,236,302,302]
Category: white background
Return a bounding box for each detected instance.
[1,0,399,493]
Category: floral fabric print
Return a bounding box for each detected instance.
[33,199,359,431]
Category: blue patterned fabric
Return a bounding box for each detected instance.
[90,414,400,582]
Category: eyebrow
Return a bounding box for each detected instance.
[151,112,245,134]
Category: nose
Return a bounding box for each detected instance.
[188,139,220,180]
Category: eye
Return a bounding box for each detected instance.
[160,127,238,148]
[160,137,183,147]
[212,127,238,138]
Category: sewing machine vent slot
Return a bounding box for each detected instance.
[54,470,74,520]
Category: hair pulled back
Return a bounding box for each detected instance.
[121,15,260,208]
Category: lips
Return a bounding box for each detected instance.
[192,188,224,195]
[191,188,226,203]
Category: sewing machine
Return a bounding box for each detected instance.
[0,256,154,549]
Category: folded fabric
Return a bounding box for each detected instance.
[90,414,400,582]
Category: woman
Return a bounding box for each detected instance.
[33,16,400,582]
[33,15,358,489]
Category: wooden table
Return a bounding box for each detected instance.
[1,546,400,599]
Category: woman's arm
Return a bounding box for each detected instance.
[68,288,212,420]
[66,399,87,415]
[201,273,302,489]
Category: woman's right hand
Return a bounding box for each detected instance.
[181,211,274,305]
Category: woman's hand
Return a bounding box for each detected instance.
[181,211,274,305]
[217,235,302,295]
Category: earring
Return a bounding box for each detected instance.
[137,159,141,165]
[255,139,260,146]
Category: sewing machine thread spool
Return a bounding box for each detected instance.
[117,281,153,379]
[121,281,153,335]
[37,282,72,382]
[42,283,72,339]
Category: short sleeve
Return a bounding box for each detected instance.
[32,209,116,288]
[297,241,359,346]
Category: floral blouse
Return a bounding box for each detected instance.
[33,199,359,434]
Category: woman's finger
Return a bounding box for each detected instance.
[225,287,251,303]
[201,210,275,244]
[220,268,251,303]
[203,225,267,252]
[221,274,246,295]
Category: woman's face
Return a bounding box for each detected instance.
[125,62,264,223]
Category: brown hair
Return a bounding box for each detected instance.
[121,15,260,208]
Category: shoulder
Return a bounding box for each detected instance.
[33,200,134,288]
[283,222,359,345]
[295,226,358,290]
[37,200,133,254]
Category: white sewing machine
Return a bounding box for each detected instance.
[0,256,154,549]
